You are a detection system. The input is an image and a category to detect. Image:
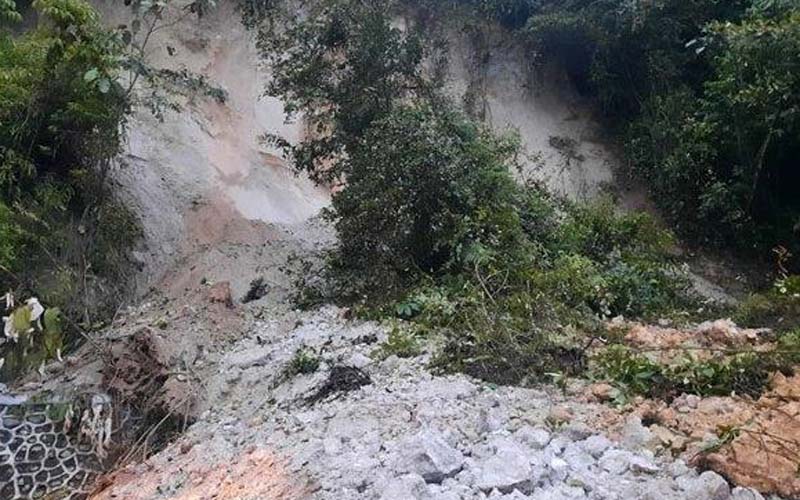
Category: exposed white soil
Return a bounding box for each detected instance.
[445,29,620,201]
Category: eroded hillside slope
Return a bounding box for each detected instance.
[3,2,796,500]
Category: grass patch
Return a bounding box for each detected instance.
[285,348,320,377]
[372,324,421,361]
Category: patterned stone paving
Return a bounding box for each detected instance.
[0,396,106,499]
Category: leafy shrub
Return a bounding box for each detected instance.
[372,324,421,360]
[286,348,320,376]
[253,0,694,385]
[329,105,526,299]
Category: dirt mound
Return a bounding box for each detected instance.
[620,318,773,364]
[91,447,311,500]
[701,372,800,498]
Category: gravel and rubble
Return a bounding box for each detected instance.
[89,306,777,500]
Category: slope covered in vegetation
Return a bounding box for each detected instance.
[462,0,800,255]
[243,0,800,389]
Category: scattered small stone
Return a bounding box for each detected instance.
[347,352,372,370]
[547,406,573,426]
[548,457,569,482]
[650,424,689,452]
[536,484,588,500]
[599,449,632,475]
[588,383,616,402]
[563,423,593,441]
[621,416,658,451]
[475,440,532,493]
[731,487,765,500]
[679,471,731,500]
[207,281,233,308]
[667,459,692,479]
[477,406,508,435]
[225,368,242,384]
[179,441,194,454]
[562,444,595,471]
[629,455,660,474]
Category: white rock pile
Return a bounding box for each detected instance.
[140,307,774,500]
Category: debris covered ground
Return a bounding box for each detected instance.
[85,303,790,500]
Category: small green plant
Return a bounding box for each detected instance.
[594,330,800,400]
[701,425,742,454]
[593,345,667,397]
[1,294,65,380]
[735,275,800,331]
[287,348,320,376]
[372,325,421,360]
[395,300,422,319]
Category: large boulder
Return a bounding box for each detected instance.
[397,429,465,483]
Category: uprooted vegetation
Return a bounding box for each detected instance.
[595,321,800,401]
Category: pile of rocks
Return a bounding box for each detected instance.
[378,425,761,500]
[91,306,776,500]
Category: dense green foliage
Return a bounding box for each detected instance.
[508,1,800,257]
[0,0,136,334]
[330,105,526,297]
[250,0,692,384]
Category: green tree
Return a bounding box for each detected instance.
[702,10,800,227]
[257,0,438,184]
[0,0,134,345]
[330,105,525,292]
